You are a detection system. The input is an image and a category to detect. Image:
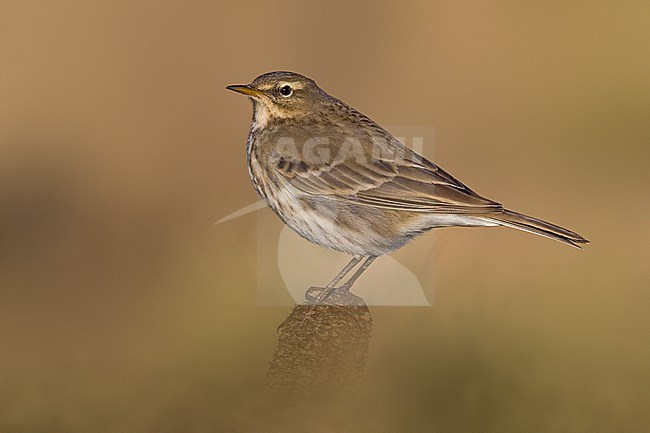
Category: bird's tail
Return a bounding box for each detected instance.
[487,209,589,248]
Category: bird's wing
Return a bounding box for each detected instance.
[274,143,502,214]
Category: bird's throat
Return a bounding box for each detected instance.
[251,100,297,130]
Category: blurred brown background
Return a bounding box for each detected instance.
[1,1,648,432]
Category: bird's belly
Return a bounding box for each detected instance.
[257,179,399,256]
[252,170,497,256]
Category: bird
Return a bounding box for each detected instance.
[226,71,588,303]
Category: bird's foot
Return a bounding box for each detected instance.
[305,285,364,306]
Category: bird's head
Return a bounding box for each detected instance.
[227,71,327,127]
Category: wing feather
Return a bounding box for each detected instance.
[268,118,501,213]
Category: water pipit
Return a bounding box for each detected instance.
[227,71,588,303]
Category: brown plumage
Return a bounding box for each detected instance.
[227,71,588,301]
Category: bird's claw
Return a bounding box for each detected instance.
[305,285,363,306]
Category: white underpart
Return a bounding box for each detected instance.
[266,182,499,256]
[250,92,297,130]
[269,184,377,254]
[252,100,271,129]
[423,214,499,228]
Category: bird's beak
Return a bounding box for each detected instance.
[226,84,263,97]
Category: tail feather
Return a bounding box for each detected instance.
[487,209,589,248]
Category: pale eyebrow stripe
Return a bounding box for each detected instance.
[258,82,304,91]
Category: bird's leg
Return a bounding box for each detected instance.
[338,256,377,291]
[310,256,378,305]
[305,256,362,304]
[326,255,363,288]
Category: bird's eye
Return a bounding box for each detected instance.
[279,85,293,97]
